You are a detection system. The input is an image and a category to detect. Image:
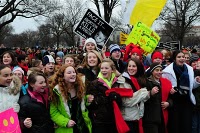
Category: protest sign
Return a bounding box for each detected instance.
[125,22,160,55]
[0,108,21,133]
[120,32,128,45]
[74,9,114,51]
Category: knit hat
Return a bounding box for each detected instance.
[131,46,143,59]
[43,55,55,66]
[190,53,199,65]
[151,51,163,62]
[149,62,162,73]
[12,66,24,75]
[109,44,120,55]
[83,38,98,51]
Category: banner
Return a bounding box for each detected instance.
[125,22,160,55]
[122,0,167,27]
[74,9,114,51]
[0,108,21,133]
[120,32,128,45]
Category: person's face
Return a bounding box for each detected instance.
[25,57,29,64]
[85,43,96,52]
[196,61,200,70]
[127,60,137,76]
[191,61,197,69]
[94,31,106,44]
[56,57,62,65]
[45,62,55,72]
[64,66,76,83]
[38,62,44,71]
[100,62,113,80]
[0,67,13,86]
[184,54,190,64]
[13,70,23,81]
[153,58,162,64]
[111,50,121,60]
[87,52,98,67]
[152,67,162,80]
[31,76,47,93]
[131,53,140,60]
[175,52,185,66]
[65,57,75,66]
[3,53,12,65]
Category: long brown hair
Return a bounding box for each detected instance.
[49,65,85,104]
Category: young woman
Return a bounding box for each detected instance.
[0,64,21,113]
[49,65,92,133]
[143,62,172,133]
[12,66,28,96]
[86,58,122,133]
[63,55,76,66]
[117,58,150,133]
[77,50,102,88]
[18,72,54,133]
[162,50,200,133]
[55,56,62,72]
[1,51,18,70]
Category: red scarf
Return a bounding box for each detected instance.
[160,78,172,133]
[18,62,28,72]
[28,88,49,108]
[130,76,144,133]
[106,88,133,133]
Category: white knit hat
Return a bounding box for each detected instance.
[12,66,24,75]
[83,38,98,51]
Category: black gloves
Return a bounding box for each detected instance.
[108,92,122,108]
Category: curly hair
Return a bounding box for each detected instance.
[49,65,85,104]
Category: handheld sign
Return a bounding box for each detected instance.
[0,108,21,133]
[74,9,114,51]
[125,22,160,56]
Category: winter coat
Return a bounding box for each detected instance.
[117,72,150,121]
[86,73,119,124]
[162,63,200,105]
[143,76,172,128]
[18,89,54,133]
[50,85,92,133]
[0,76,21,113]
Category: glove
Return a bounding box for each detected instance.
[108,92,122,108]
[13,103,20,113]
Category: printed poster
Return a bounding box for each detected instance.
[74,9,114,51]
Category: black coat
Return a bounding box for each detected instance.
[86,79,120,124]
[18,93,54,133]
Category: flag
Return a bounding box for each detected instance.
[122,0,167,27]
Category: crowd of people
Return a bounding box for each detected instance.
[0,37,200,133]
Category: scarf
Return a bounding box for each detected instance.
[106,88,133,133]
[18,63,28,73]
[173,63,190,95]
[28,88,49,108]
[130,76,140,91]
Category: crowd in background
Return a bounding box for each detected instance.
[1,38,200,133]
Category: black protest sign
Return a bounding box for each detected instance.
[74,9,114,51]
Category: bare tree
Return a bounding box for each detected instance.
[159,0,200,47]
[47,14,66,48]
[0,0,59,30]
[0,24,13,44]
[62,0,86,47]
[38,24,54,48]
[90,0,120,23]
